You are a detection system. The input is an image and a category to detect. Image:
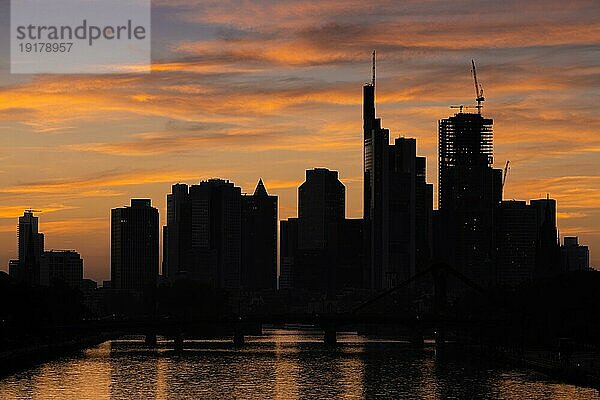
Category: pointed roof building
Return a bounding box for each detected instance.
[254,178,268,196]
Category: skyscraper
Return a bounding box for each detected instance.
[279,218,299,290]
[387,138,416,286]
[189,179,242,289]
[437,111,502,287]
[530,197,561,275]
[562,237,590,272]
[363,52,390,290]
[280,168,362,293]
[362,53,433,290]
[288,168,346,292]
[111,199,159,291]
[40,250,84,289]
[415,157,434,277]
[9,210,45,285]
[241,179,278,290]
[163,183,192,279]
[494,201,537,287]
[298,168,345,250]
[164,178,278,291]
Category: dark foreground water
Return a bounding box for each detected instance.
[0,329,598,399]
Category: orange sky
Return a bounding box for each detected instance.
[0,0,598,282]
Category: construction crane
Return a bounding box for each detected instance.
[502,160,510,190]
[450,105,477,113]
[471,59,485,114]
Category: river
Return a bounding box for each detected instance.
[0,329,598,399]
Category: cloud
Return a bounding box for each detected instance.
[0,169,213,196]
[0,204,75,219]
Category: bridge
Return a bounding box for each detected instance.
[59,263,497,349]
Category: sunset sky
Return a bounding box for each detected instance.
[0,0,598,282]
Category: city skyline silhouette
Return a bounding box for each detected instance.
[0,1,599,397]
[4,54,592,294]
[1,55,595,283]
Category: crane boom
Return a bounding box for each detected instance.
[502,160,510,190]
[471,59,485,114]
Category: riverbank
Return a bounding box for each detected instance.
[472,345,600,389]
[0,334,111,377]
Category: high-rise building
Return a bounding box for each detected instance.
[328,218,365,290]
[437,111,502,288]
[164,178,277,291]
[363,55,390,290]
[415,157,434,277]
[241,179,278,290]
[111,199,159,291]
[279,218,299,290]
[280,168,366,293]
[562,237,590,272]
[298,168,345,249]
[189,179,242,289]
[281,168,346,292]
[9,210,45,285]
[494,201,537,287]
[387,138,421,286]
[530,197,561,275]
[163,183,191,279]
[362,54,433,290]
[40,250,83,289]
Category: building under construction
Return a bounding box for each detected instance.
[435,62,503,289]
[438,112,495,209]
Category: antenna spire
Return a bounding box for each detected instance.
[372,50,376,87]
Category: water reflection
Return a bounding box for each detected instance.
[0,330,598,400]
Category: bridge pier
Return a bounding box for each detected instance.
[410,324,425,348]
[435,325,446,349]
[145,332,157,347]
[323,323,337,345]
[173,334,184,352]
[233,331,245,346]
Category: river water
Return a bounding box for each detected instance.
[0,329,598,399]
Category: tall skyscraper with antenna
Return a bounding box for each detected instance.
[363,52,433,290]
[363,51,390,290]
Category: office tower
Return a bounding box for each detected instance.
[164,178,276,291]
[111,199,159,291]
[290,168,345,292]
[328,218,365,290]
[298,168,345,249]
[40,250,83,289]
[562,237,590,272]
[241,179,278,290]
[280,168,366,293]
[363,52,390,290]
[8,260,20,280]
[415,157,434,277]
[437,111,502,287]
[279,218,299,290]
[494,201,537,287]
[362,54,433,290]
[387,138,417,286]
[530,197,561,275]
[189,179,242,289]
[163,183,191,279]
[9,210,45,285]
